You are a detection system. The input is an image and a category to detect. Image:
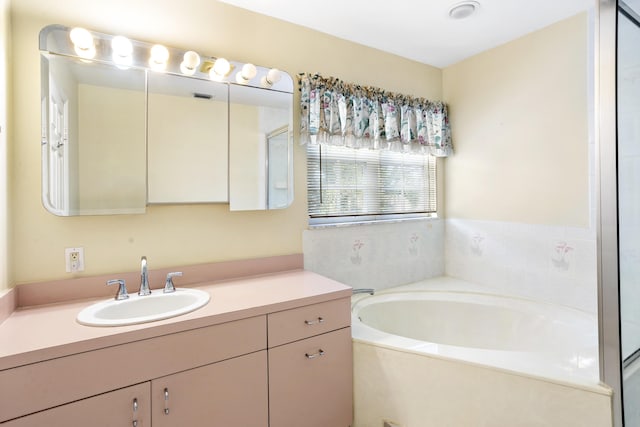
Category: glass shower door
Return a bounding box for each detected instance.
[618,1,640,424]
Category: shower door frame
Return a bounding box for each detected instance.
[599,0,630,426]
[599,0,622,425]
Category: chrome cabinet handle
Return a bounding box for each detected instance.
[304,317,324,325]
[164,388,170,415]
[305,349,325,359]
[132,398,139,427]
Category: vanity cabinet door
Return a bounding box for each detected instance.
[269,328,353,427]
[1,382,150,427]
[151,350,268,427]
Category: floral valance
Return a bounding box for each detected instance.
[298,73,452,157]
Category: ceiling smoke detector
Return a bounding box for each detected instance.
[448,1,480,20]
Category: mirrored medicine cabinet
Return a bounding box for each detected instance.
[39,24,294,216]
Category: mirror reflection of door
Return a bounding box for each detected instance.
[46,79,69,215]
[267,127,290,209]
[42,54,147,215]
[229,84,293,211]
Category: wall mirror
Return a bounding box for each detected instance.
[41,54,147,215]
[147,73,229,204]
[39,24,294,216]
[229,84,293,210]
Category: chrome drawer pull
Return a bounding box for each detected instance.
[132,398,139,426]
[304,316,324,325]
[305,349,325,359]
[164,388,170,415]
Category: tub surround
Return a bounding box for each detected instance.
[352,277,600,388]
[354,342,611,427]
[446,218,597,313]
[303,217,597,314]
[0,265,352,425]
[303,219,445,291]
[352,277,612,427]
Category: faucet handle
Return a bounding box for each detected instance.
[164,272,182,293]
[107,279,129,300]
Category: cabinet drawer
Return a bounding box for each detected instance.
[267,297,350,347]
[0,315,266,422]
[1,382,151,427]
[269,327,353,427]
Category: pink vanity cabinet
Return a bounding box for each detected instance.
[268,298,353,427]
[0,270,353,427]
[1,316,268,426]
[2,383,152,427]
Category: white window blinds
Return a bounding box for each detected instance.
[307,144,437,221]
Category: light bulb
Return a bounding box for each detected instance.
[70,27,93,49]
[261,68,282,87]
[241,63,257,80]
[180,51,200,75]
[235,72,247,84]
[212,57,231,77]
[266,68,282,85]
[149,44,169,70]
[111,36,133,57]
[111,36,133,68]
[70,27,95,59]
[235,63,257,84]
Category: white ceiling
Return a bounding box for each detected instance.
[217,0,594,68]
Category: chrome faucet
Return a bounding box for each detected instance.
[139,256,151,296]
[352,288,375,295]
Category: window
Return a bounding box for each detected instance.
[307,144,436,225]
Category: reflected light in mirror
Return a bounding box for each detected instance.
[70,27,96,59]
[149,44,170,70]
[111,36,133,68]
[235,63,257,84]
[180,51,201,75]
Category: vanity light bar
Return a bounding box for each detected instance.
[38,24,293,92]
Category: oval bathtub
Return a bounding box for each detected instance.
[351,279,599,386]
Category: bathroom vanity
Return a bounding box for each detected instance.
[0,267,352,426]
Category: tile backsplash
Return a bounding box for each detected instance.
[303,217,597,313]
[303,219,445,291]
[445,218,597,313]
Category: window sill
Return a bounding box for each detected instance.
[308,213,439,229]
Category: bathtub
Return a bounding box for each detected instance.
[351,277,612,427]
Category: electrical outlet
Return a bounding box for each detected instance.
[65,247,85,272]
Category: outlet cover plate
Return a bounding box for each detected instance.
[65,247,85,272]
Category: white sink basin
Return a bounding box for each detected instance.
[77,288,210,327]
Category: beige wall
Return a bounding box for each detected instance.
[443,13,590,227]
[0,0,10,292]
[9,0,442,284]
